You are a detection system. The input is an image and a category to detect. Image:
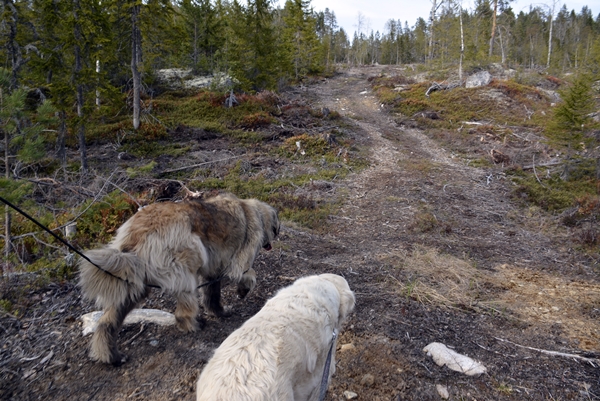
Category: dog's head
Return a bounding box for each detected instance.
[319,274,356,325]
[259,202,280,251]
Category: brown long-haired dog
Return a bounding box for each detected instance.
[78,192,279,366]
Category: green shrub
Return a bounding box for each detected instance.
[75,191,138,247]
[279,134,331,158]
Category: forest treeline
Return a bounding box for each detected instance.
[2,1,600,95]
[1,0,599,273]
[0,0,598,187]
[1,0,598,178]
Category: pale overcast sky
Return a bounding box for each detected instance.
[305,0,596,35]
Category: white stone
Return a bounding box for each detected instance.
[81,309,176,336]
[436,384,450,399]
[343,390,358,399]
[340,343,356,352]
[423,342,487,376]
[360,373,375,387]
[465,71,492,88]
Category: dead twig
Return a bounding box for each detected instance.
[160,155,243,175]
[494,337,599,366]
[122,324,146,346]
[531,154,546,187]
[522,159,561,170]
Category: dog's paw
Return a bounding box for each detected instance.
[111,352,128,367]
[237,285,251,299]
[176,316,198,333]
[210,306,232,318]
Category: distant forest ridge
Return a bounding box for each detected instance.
[1,0,599,96]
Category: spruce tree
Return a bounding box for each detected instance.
[282,0,322,79]
[226,0,279,91]
[0,68,56,271]
[550,74,596,146]
[179,0,224,73]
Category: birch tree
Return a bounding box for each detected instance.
[546,0,558,68]
[489,0,498,56]
[428,0,443,61]
[130,1,141,130]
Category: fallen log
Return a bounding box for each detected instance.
[521,159,561,170]
[425,81,462,97]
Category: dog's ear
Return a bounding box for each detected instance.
[320,274,356,324]
[304,341,318,373]
[271,208,280,238]
[338,286,356,323]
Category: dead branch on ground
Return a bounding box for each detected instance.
[159,155,243,175]
[425,81,462,97]
[494,337,599,366]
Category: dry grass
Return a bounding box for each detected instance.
[386,245,489,309]
[384,245,600,350]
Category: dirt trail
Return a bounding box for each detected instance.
[301,66,600,400]
[2,66,599,401]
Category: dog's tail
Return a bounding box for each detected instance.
[78,248,147,310]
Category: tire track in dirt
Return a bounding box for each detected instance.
[308,67,600,352]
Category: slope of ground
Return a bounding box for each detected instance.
[1,65,599,401]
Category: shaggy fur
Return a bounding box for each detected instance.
[196,274,355,401]
[78,192,279,365]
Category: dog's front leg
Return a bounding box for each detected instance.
[236,267,257,299]
[201,278,232,318]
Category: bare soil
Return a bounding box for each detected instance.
[2,66,599,401]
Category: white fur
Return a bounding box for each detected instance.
[196,274,355,401]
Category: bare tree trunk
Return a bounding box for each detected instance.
[530,35,534,69]
[56,110,67,167]
[2,0,20,274]
[131,4,141,130]
[4,1,22,90]
[193,20,198,67]
[546,2,555,68]
[76,83,88,172]
[3,87,10,273]
[499,27,506,64]
[459,5,464,82]
[489,0,498,57]
[73,0,88,172]
[96,59,101,108]
[326,35,331,69]
[3,121,11,274]
[428,0,436,61]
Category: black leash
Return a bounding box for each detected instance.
[318,328,338,401]
[0,195,131,284]
[1,195,229,290]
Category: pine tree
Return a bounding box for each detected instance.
[282,0,323,80]
[548,74,596,147]
[226,0,279,91]
[179,0,224,73]
[0,68,56,270]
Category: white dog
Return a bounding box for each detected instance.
[196,274,356,401]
